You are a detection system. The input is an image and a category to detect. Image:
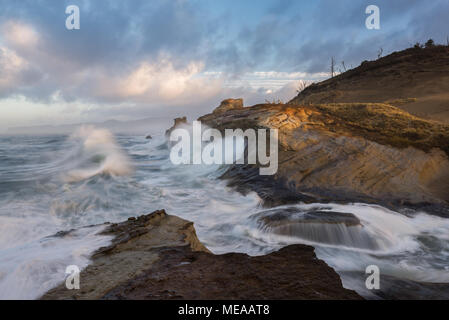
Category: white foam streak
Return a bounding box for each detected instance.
[0,225,111,300]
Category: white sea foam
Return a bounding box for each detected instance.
[0,128,448,299]
[63,126,133,182]
[0,225,111,300]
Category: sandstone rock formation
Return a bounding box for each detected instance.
[198,103,449,216]
[213,98,244,114]
[41,210,361,300]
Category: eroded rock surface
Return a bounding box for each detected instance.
[213,98,244,114]
[41,210,361,300]
[198,103,449,216]
[103,245,362,300]
[41,210,208,300]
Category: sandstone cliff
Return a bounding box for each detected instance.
[199,102,449,216]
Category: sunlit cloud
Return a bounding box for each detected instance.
[95,58,222,104]
[1,20,39,49]
[0,0,447,128]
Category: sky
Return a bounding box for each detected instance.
[0,0,448,129]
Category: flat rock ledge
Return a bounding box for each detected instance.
[41,210,361,300]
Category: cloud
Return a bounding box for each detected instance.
[92,56,223,105]
[1,20,39,49]
[0,47,28,93]
[0,45,44,96]
[0,0,448,127]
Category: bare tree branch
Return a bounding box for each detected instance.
[377,47,383,59]
[330,57,335,78]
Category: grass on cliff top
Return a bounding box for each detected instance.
[309,103,449,156]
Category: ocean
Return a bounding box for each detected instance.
[0,126,448,299]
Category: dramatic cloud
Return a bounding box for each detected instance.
[0,0,448,128]
[0,47,30,94]
[93,58,223,105]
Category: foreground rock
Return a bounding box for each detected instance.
[41,210,361,300]
[199,102,449,217]
[103,244,361,300]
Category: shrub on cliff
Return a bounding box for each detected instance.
[425,39,435,48]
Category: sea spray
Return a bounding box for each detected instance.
[1,131,449,299]
[63,126,133,182]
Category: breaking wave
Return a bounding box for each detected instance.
[63,126,133,182]
[0,127,448,299]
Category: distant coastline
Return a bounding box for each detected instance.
[4,117,173,136]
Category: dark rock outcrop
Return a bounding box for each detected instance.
[251,207,381,250]
[103,245,362,300]
[253,207,361,228]
[41,210,362,300]
[165,116,188,138]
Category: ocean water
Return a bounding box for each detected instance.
[0,127,448,299]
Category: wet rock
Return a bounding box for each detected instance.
[145,134,152,139]
[41,210,362,300]
[375,275,449,300]
[340,271,449,300]
[102,245,362,300]
[220,165,315,207]
[254,207,361,228]
[41,210,208,300]
[165,116,188,138]
[252,207,380,250]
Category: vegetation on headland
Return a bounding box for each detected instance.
[289,43,449,123]
[303,103,449,156]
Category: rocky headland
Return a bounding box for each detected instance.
[290,45,449,123]
[199,101,449,216]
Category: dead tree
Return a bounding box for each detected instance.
[377,47,383,59]
[330,57,335,78]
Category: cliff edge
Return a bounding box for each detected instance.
[289,45,449,123]
[199,101,449,216]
